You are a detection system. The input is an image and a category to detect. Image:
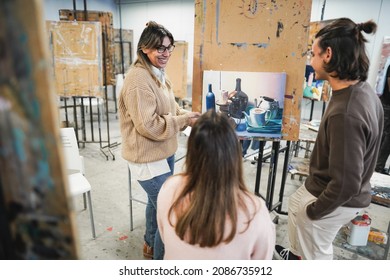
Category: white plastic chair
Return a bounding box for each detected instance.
[60,127,96,239]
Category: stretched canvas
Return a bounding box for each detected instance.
[165,41,188,99]
[1,0,77,259]
[47,20,103,97]
[203,70,286,139]
[114,28,133,75]
[59,9,115,86]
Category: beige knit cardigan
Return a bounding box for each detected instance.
[118,66,190,163]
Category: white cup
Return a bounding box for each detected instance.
[249,108,270,127]
[220,90,229,104]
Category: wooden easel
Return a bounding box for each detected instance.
[192,0,312,218]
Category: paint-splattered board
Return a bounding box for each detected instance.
[0,0,78,259]
[46,20,104,98]
[59,9,115,86]
[165,41,189,99]
[114,28,134,75]
[192,0,313,140]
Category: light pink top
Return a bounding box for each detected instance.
[157,175,276,259]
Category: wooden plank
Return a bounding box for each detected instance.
[59,9,115,86]
[193,0,313,140]
[0,0,78,259]
[370,172,390,207]
[166,41,188,99]
[114,28,134,75]
[47,20,104,98]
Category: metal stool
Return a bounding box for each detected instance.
[127,147,187,231]
[128,166,147,231]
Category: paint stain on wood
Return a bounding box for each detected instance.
[276,21,284,37]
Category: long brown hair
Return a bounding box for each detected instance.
[315,18,377,81]
[133,21,174,89]
[168,110,257,247]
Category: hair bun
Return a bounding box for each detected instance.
[357,20,377,34]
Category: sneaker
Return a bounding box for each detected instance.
[274,245,301,260]
[143,242,153,259]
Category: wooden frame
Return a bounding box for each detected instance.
[0,0,78,259]
[192,0,313,140]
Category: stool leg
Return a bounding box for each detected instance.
[83,193,87,210]
[128,168,134,231]
[87,191,96,239]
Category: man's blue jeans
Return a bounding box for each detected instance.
[138,155,175,260]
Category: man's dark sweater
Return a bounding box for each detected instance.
[305,81,384,220]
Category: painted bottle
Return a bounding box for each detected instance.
[206,83,215,111]
[229,78,248,118]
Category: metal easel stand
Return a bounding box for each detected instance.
[99,85,121,160]
[60,92,120,161]
[98,29,121,160]
[253,140,290,223]
[58,1,120,160]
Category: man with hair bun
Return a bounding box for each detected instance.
[275,18,384,260]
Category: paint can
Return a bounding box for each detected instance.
[347,214,371,246]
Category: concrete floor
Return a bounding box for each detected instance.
[65,98,390,260]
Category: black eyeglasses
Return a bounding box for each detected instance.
[156,45,175,53]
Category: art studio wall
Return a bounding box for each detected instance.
[115,0,195,87]
[43,0,117,21]
[43,0,390,100]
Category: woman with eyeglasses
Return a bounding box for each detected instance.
[118,21,200,260]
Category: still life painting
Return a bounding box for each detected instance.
[202,70,286,139]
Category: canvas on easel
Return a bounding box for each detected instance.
[0,0,78,259]
[59,9,115,86]
[165,41,189,100]
[192,0,313,141]
[114,28,133,75]
[203,70,286,139]
[47,20,104,98]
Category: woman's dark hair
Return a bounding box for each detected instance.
[133,21,174,88]
[168,110,257,247]
[315,18,377,81]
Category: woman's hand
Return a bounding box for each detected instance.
[187,112,201,126]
